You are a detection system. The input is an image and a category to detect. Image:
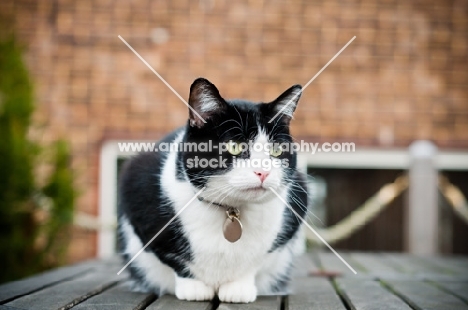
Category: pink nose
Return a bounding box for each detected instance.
[254,171,269,182]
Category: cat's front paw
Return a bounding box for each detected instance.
[175,277,215,301]
[218,280,257,303]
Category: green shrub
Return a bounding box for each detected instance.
[0,38,76,283]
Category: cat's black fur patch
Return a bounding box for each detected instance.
[269,171,308,252]
[118,128,193,278]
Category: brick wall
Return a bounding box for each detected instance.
[2,0,467,261]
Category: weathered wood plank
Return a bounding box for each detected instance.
[434,281,468,304]
[145,295,212,310]
[5,270,120,310]
[317,252,358,276]
[218,296,280,310]
[336,278,412,310]
[72,282,156,310]
[2,253,468,310]
[0,305,26,310]
[384,280,468,310]
[0,259,111,304]
[383,254,449,275]
[289,277,345,310]
[350,253,402,275]
[421,256,468,276]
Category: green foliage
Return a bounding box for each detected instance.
[0,38,76,283]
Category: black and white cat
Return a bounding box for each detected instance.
[118,78,308,303]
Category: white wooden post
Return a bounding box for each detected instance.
[406,140,439,255]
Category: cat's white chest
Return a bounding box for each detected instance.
[177,197,285,287]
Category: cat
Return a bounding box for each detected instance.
[118,78,308,303]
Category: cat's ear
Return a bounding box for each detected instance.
[269,84,302,123]
[188,78,226,128]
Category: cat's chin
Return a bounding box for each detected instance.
[239,186,266,194]
[230,186,277,203]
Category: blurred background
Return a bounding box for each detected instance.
[0,0,467,282]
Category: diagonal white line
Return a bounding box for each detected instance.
[117,187,206,275]
[118,35,206,124]
[269,36,356,123]
[269,187,357,275]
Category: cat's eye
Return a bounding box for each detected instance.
[270,144,283,157]
[227,141,242,156]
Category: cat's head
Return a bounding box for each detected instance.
[181,78,302,206]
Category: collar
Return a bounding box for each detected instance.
[198,196,241,220]
[197,196,231,208]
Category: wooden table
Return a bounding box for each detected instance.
[1,252,467,309]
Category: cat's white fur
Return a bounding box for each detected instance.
[121,130,304,303]
[198,85,219,113]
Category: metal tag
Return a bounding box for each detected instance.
[223,208,242,243]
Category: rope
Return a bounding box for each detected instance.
[306,175,409,244]
[439,176,468,225]
[307,174,468,244]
